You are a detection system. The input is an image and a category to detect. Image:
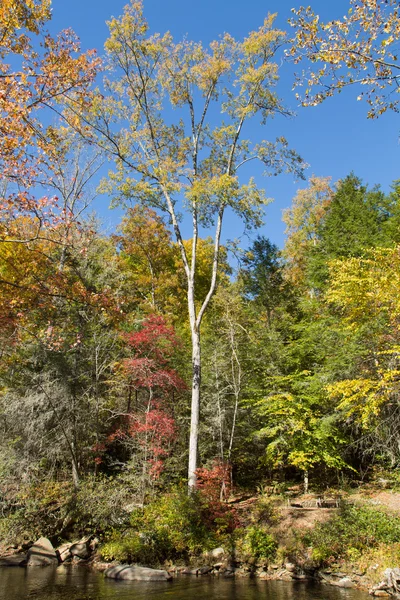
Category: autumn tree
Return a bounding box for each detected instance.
[116,206,179,314]
[0,0,99,239]
[111,315,185,498]
[282,176,333,288]
[0,219,123,487]
[79,0,305,489]
[326,247,400,467]
[288,0,400,118]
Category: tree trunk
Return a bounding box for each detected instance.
[188,328,201,491]
[71,441,80,489]
[304,469,309,494]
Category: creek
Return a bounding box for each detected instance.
[0,566,371,600]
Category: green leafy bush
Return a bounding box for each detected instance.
[243,526,277,560]
[305,504,400,564]
[100,532,158,564]
[100,488,216,565]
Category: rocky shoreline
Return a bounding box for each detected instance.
[1,536,399,597]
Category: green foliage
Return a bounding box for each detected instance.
[305,504,400,565]
[131,489,215,554]
[250,368,348,474]
[100,488,216,564]
[71,476,131,536]
[240,236,295,323]
[307,174,395,290]
[100,532,158,564]
[252,496,280,525]
[243,526,277,560]
[0,475,132,544]
[0,480,73,543]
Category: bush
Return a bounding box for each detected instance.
[305,504,400,565]
[243,526,277,561]
[100,532,158,564]
[0,475,133,544]
[71,475,131,536]
[100,488,217,565]
[0,480,73,543]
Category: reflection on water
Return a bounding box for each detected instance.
[0,566,370,600]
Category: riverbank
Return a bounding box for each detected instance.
[2,484,400,596]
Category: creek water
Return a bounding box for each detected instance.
[0,567,370,600]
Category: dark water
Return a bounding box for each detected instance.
[0,567,370,600]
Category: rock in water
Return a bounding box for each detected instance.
[336,577,354,588]
[0,555,27,567]
[70,538,90,559]
[27,538,58,567]
[105,565,172,581]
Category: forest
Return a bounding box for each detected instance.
[1,0,400,580]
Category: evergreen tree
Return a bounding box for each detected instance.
[308,174,392,289]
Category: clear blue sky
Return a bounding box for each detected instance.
[49,0,400,249]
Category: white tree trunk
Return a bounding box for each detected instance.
[304,469,309,494]
[188,327,201,491]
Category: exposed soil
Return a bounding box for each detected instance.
[351,490,400,513]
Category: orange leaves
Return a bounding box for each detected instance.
[0,0,99,237]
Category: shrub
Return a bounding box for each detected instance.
[100,488,217,565]
[72,475,131,536]
[243,526,278,561]
[100,532,158,564]
[195,461,240,534]
[305,504,400,565]
[130,488,215,555]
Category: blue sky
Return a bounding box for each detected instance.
[49,0,400,249]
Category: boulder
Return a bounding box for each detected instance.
[104,564,172,581]
[380,568,400,595]
[0,554,27,567]
[69,538,90,560]
[198,566,212,575]
[27,537,58,567]
[56,543,72,563]
[336,577,354,588]
[181,567,200,575]
[209,547,225,560]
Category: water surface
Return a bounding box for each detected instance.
[0,566,370,600]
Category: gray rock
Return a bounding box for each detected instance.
[336,577,354,588]
[104,564,172,581]
[56,543,72,563]
[223,570,235,578]
[70,539,90,559]
[209,547,225,559]
[0,554,27,567]
[284,562,296,572]
[383,568,400,594]
[27,538,58,567]
[181,567,199,575]
[198,566,212,575]
[89,537,99,551]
